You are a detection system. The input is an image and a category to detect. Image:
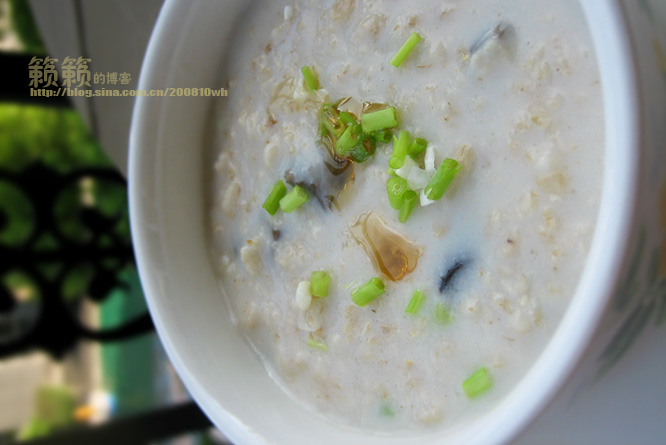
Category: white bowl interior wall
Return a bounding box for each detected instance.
[129,0,638,444]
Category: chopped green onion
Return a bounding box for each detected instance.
[262,180,287,215]
[405,290,426,315]
[279,185,309,213]
[307,338,328,351]
[339,111,357,126]
[386,168,396,176]
[310,270,331,297]
[389,130,410,169]
[399,190,417,223]
[350,137,376,162]
[301,65,319,92]
[321,105,344,138]
[387,176,408,210]
[336,124,362,155]
[374,130,393,144]
[390,32,423,68]
[351,277,385,307]
[424,158,461,200]
[462,367,492,399]
[434,302,453,325]
[380,403,395,417]
[408,137,428,158]
[361,107,398,133]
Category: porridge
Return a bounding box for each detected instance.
[210,0,604,430]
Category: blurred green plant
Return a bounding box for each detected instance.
[0,1,158,440]
[0,105,109,171]
[7,0,46,54]
[0,104,127,304]
[16,386,76,441]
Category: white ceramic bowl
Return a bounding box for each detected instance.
[129,1,666,443]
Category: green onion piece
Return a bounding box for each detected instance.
[434,302,453,324]
[262,180,287,215]
[408,137,428,158]
[310,270,331,297]
[374,130,393,144]
[380,403,395,417]
[336,124,362,156]
[424,158,461,200]
[279,185,309,213]
[351,277,385,307]
[321,105,344,138]
[387,176,408,210]
[361,107,398,133]
[405,290,426,315]
[389,130,410,169]
[339,111,357,126]
[301,65,319,92]
[399,190,417,223]
[306,338,328,351]
[386,168,396,176]
[390,32,423,68]
[462,367,492,399]
[350,136,377,163]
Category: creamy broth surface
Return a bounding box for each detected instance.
[210,0,604,430]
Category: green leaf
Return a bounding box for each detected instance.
[8,0,47,54]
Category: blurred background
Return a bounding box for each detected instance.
[0,1,225,443]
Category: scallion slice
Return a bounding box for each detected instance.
[387,176,408,210]
[434,302,453,325]
[361,107,398,133]
[301,65,319,92]
[380,403,395,417]
[405,290,426,315]
[374,130,393,144]
[399,190,417,223]
[408,137,428,158]
[339,111,357,126]
[310,270,331,297]
[462,367,492,399]
[424,158,461,200]
[321,105,344,138]
[307,338,328,351]
[336,124,362,155]
[390,32,423,68]
[279,185,309,213]
[350,136,377,163]
[262,180,287,215]
[389,130,410,169]
[351,277,385,307]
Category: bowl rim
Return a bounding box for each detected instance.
[129,0,642,443]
